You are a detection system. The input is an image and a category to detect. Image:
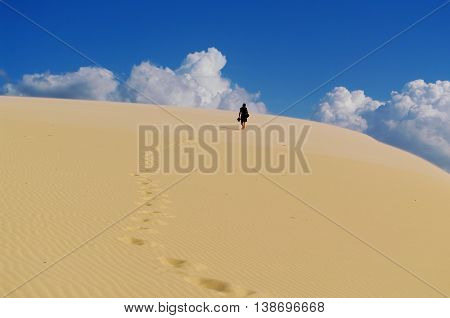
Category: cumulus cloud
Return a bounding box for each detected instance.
[4,67,120,101]
[314,80,450,171]
[3,48,266,113]
[126,47,266,113]
[314,87,384,131]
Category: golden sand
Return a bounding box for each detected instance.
[1,96,449,297]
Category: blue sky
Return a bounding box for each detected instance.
[1,0,449,118]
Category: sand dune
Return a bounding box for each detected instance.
[1,96,449,297]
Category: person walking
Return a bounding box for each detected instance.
[238,103,249,129]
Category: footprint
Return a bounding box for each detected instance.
[118,237,145,246]
[159,257,188,269]
[143,210,174,218]
[191,277,230,292]
[138,219,168,226]
[185,276,255,297]
[125,226,159,234]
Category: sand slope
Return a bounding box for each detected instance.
[1,96,449,297]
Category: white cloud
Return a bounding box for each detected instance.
[315,80,450,171]
[370,80,450,171]
[4,67,120,101]
[126,47,266,113]
[314,87,384,131]
[4,48,266,113]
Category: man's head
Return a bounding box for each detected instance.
[243,103,246,107]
